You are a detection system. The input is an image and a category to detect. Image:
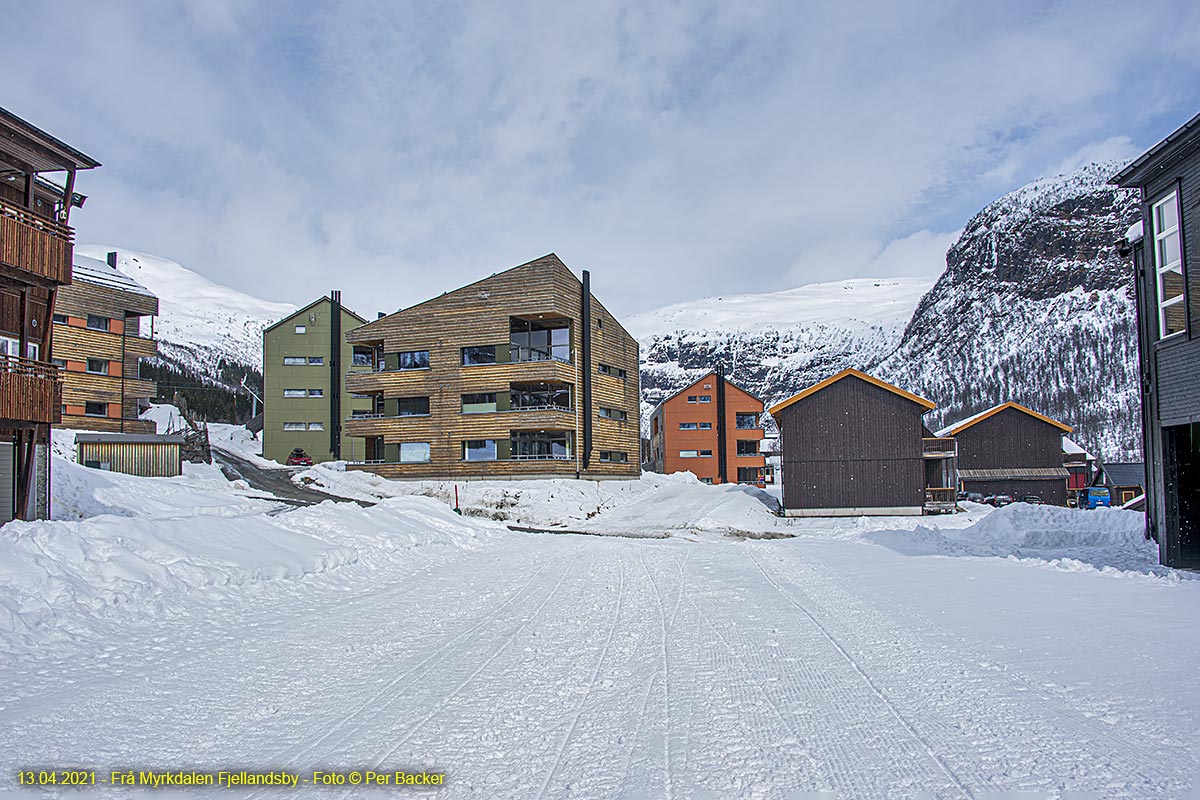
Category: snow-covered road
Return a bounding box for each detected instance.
[5,524,1197,799]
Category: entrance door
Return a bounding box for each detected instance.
[1164,423,1200,568]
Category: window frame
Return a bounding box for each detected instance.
[399,442,431,463]
[1151,188,1187,340]
[86,314,110,332]
[283,356,306,366]
[283,388,307,398]
[85,358,109,375]
[84,401,108,417]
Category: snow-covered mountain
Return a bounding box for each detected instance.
[634,160,1141,461]
[75,246,295,371]
[632,278,934,425]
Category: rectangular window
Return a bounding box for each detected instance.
[597,363,626,379]
[51,357,66,369]
[700,477,714,485]
[84,401,107,417]
[698,422,712,430]
[599,451,628,463]
[85,358,108,375]
[351,347,374,367]
[295,325,307,334]
[510,317,570,362]
[399,442,431,463]
[397,397,430,416]
[26,342,37,361]
[283,388,307,398]
[736,440,759,456]
[698,449,713,457]
[308,356,324,365]
[283,356,306,366]
[463,439,497,461]
[462,346,498,365]
[511,430,572,460]
[397,350,430,370]
[736,413,759,429]
[679,422,698,430]
[86,315,110,332]
[308,388,324,397]
[680,450,699,458]
[462,392,498,414]
[308,422,324,431]
[598,407,627,421]
[283,422,306,431]
[737,467,761,483]
[1152,190,1186,338]
[52,313,68,324]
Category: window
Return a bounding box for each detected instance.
[351,347,374,367]
[462,392,498,414]
[598,363,626,379]
[511,383,571,410]
[84,401,107,417]
[51,358,66,369]
[686,395,712,404]
[736,413,759,429]
[736,440,759,456]
[699,422,713,430]
[512,430,572,460]
[85,358,108,375]
[397,350,430,370]
[680,450,699,458]
[1152,190,1186,338]
[737,467,761,483]
[679,422,698,430]
[397,397,430,416]
[308,388,323,397]
[295,325,307,334]
[283,389,307,398]
[463,346,498,365]
[463,439,497,461]
[598,407,627,421]
[26,342,37,361]
[599,451,628,463]
[399,442,431,463]
[510,317,570,362]
[308,356,324,365]
[52,313,68,324]
[308,421,324,431]
[86,315,110,332]
[700,477,714,485]
[283,422,306,431]
[283,356,306,366]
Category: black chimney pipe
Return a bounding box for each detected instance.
[330,290,342,460]
[581,270,593,470]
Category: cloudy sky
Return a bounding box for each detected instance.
[9,1,1200,318]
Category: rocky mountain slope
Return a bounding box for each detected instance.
[636,161,1141,460]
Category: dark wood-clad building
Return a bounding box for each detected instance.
[938,402,1072,505]
[1113,112,1200,567]
[769,368,955,516]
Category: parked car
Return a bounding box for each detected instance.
[286,448,314,467]
[966,492,985,504]
[1081,486,1112,510]
[1020,495,1044,505]
[986,494,1014,507]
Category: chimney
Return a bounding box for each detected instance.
[106,251,118,269]
[377,312,385,319]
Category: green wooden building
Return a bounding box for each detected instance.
[262,292,372,464]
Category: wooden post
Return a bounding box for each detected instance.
[22,173,33,209]
[60,170,76,224]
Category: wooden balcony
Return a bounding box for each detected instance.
[924,487,958,513]
[0,356,61,424]
[922,437,957,458]
[0,197,73,285]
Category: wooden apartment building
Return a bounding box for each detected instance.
[343,254,640,480]
[648,370,766,484]
[1113,110,1200,567]
[769,368,957,516]
[0,106,99,521]
[52,251,158,433]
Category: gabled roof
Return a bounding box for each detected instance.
[0,106,101,172]
[650,371,764,416]
[71,254,156,298]
[767,368,935,416]
[1097,462,1145,489]
[936,401,1072,437]
[264,295,366,334]
[1112,110,1200,188]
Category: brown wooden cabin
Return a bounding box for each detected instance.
[1093,462,1146,508]
[648,368,766,485]
[0,107,99,522]
[938,402,1072,505]
[768,368,956,516]
[343,254,640,480]
[53,252,158,433]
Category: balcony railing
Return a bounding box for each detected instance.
[511,453,572,461]
[0,356,60,424]
[922,437,957,457]
[924,487,958,511]
[0,198,73,284]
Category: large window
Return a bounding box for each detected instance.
[510,317,570,363]
[736,440,759,456]
[462,393,498,414]
[737,467,761,483]
[1152,190,1186,338]
[399,442,431,463]
[511,382,571,410]
[463,346,498,365]
[736,413,759,429]
[351,347,374,367]
[396,350,430,370]
[463,440,497,461]
[511,430,572,460]
[397,397,430,416]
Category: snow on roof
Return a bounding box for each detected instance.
[935,405,999,437]
[72,255,156,298]
[936,402,1071,437]
[1062,436,1096,459]
[1125,220,1144,243]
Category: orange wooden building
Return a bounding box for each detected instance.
[648,371,766,484]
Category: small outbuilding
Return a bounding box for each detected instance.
[1094,462,1146,507]
[75,433,185,478]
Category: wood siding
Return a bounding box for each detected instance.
[344,255,640,479]
[76,441,181,477]
[0,198,72,285]
[0,363,59,425]
[775,374,926,511]
[953,407,1068,504]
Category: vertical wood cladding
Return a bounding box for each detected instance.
[776,375,926,510]
[648,373,765,484]
[953,407,1064,471]
[343,254,640,479]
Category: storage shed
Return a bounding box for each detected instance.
[75,433,184,478]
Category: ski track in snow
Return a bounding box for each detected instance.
[2,531,1197,799]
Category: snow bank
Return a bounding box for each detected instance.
[864,503,1163,576]
[141,402,185,434]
